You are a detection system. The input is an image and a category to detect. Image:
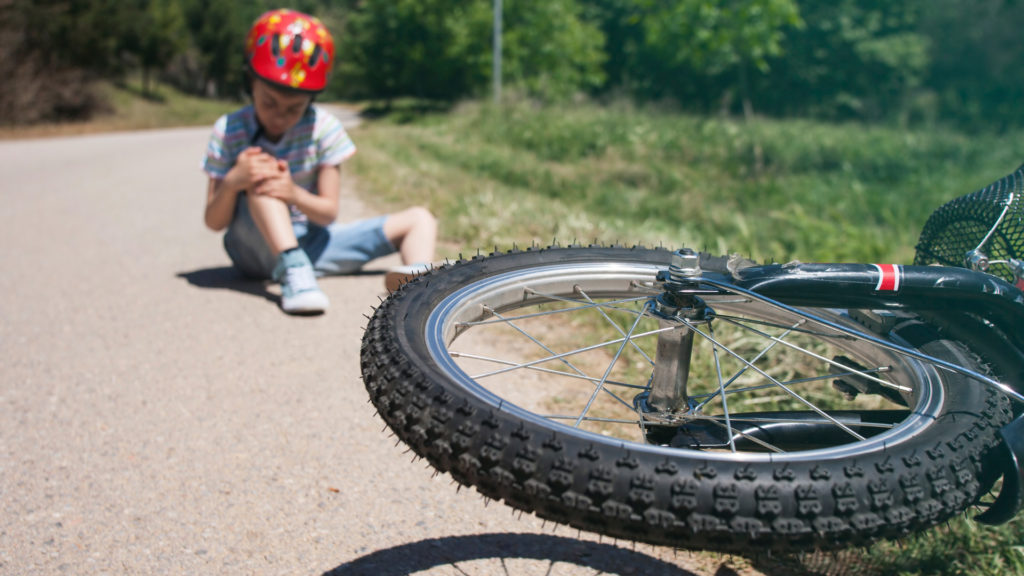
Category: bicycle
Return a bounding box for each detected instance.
[360,166,1024,552]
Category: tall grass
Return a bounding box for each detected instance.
[347,100,1024,575]
[347,100,1024,264]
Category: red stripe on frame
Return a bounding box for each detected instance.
[873,264,901,291]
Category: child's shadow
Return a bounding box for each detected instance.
[176,266,279,304]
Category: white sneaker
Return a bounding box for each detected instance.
[273,249,330,314]
[385,263,432,292]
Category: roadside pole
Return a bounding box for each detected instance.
[493,0,502,103]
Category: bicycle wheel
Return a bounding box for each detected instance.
[361,246,1011,552]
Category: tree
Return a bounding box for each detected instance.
[500,0,606,101]
[179,0,255,98]
[338,0,482,102]
[1,0,135,123]
[138,0,188,95]
[919,0,1024,130]
[639,0,803,119]
[339,0,604,103]
[761,0,929,123]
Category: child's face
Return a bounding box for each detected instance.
[251,79,313,141]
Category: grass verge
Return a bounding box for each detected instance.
[347,99,1024,264]
[0,79,238,139]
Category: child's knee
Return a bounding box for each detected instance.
[410,206,436,227]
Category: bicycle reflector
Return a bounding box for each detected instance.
[915,164,1024,286]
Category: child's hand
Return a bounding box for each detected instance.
[234,147,280,188]
[251,159,298,204]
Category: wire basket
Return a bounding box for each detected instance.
[914,164,1024,283]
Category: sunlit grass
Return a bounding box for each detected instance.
[348,99,1024,265]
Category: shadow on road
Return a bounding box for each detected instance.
[324,532,714,575]
[176,266,278,304]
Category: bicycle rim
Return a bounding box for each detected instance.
[422,260,944,463]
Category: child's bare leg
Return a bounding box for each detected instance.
[383,206,437,264]
[247,193,299,255]
[246,193,328,313]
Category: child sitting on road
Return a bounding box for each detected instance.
[201,8,436,314]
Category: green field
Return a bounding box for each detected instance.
[349,100,1024,266]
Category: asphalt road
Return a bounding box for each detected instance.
[0,119,761,575]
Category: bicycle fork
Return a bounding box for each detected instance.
[634,249,711,424]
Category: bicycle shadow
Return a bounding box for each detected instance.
[324,532,716,575]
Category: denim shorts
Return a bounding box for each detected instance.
[223,195,396,279]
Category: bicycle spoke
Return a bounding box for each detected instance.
[680,317,867,442]
[717,415,896,429]
[470,325,673,380]
[690,367,889,400]
[466,354,638,413]
[712,313,857,339]
[544,414,645,426]
[482,305,590,378]
[715,314,909,393]
[452,351,647,390]
[526,287,654,313]
[706,322,739,451]
[575,286,656,366]
[699,415,786,453]
[693,319,804,411]
[457,294,651,328]
[458,308,644,413]
[575,300,653,428]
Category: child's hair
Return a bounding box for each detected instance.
[244,9,335,94]
[244,72,317,99]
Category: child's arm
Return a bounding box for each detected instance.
[204,177,241,231]
[204,148,276,231]
[251,162,341,227]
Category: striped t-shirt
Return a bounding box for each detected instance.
[201,104,356,223]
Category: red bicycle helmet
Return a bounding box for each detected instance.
[246,9,335,93]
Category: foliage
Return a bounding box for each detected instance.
[640,0,802,75]
[7,0,1024,130]
[920,0,1024,131]
[760,1,930,123]
[0,0,122,123]
[337,0,492,101]
[139,0,188,94]
[175,0,254,98]
[499,0,607,100]
[337,0,604,103]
